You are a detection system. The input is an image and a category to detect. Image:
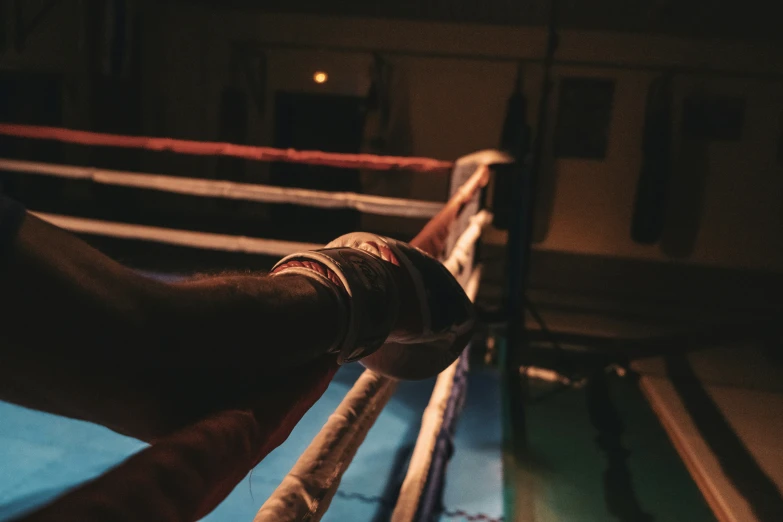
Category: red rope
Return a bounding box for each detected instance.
[411,164,490,256]
[0,124,453,173]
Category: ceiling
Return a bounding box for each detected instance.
[163,0,783,42]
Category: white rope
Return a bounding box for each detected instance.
[27,207,490,265]
[443,210,493,283]
[391,266,482,522]
[31,212,322,257]
[253,214,490,522]
[0,158,443,218]
[252,371,399,522]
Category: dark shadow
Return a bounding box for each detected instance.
[531,88,559,245]
[270,91,363,242]
[665,353,783,521]
[660,136,709,259]
[359,57,418,237]
[527,318,779,362]
[368,435,416,522]
[631,75,673,245]
[0,70,65,205]
[531,135,558,245]
[585,372,655,522]
[333,489,395,514]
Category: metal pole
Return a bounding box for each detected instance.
[505,0,559,449]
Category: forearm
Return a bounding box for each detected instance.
[0,212,168,426]
[0,213,163,363]
[153,273,343,370]
[0,212,341,433]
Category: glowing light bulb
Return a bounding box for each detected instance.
[313,71,328,84]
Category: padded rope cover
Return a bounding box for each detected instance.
[412,350,469,522]
[252,370,397,522]
[0,158,443,218]
[31,212,323,257]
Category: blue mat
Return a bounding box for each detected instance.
[0,363,437,521]
[438,368,504,522]
[0,366,505,522]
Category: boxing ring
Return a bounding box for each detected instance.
[0,124,508,522]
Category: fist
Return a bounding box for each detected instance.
[272,233,474,379]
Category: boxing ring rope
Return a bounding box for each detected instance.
[0,124,453,173]
[29,211,324,257]
[0,159,443,219]
[0,123,501,522]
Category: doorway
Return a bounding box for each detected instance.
[270,91,364,242]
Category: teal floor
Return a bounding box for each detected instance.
[513,372,716,522]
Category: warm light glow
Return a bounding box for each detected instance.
[313,71,328,84]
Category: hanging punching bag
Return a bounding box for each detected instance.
[631,75,673,244]
[493,64,531,231]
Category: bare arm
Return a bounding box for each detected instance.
[0,211,341,439]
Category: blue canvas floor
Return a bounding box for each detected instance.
[0,363,504,521]
[439,368,505,522]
